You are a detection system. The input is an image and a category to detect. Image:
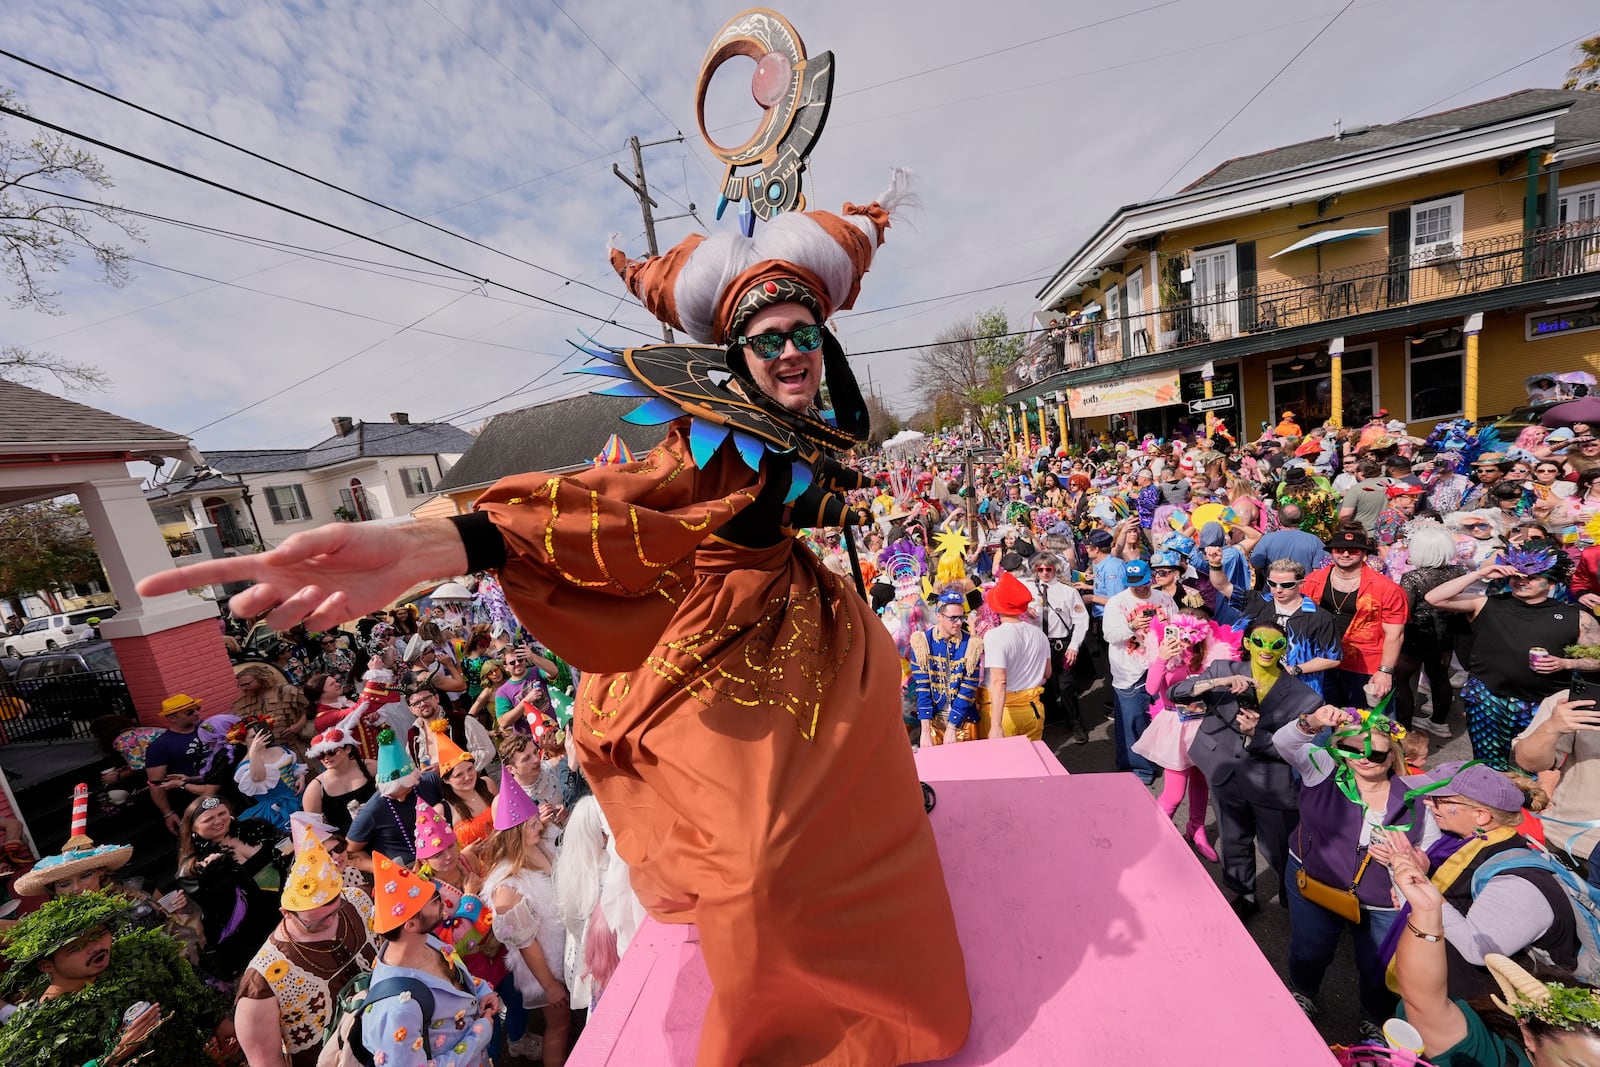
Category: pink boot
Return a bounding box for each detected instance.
[1186,819,1219,863]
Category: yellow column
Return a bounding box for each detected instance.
[1202,376,1215,439]
[1006,407,1016,456]
[1329,354,1343,428]
[1055,396,1069,452]
[1464,331,1480,422]
[1020,404,1033,455]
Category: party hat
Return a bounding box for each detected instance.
[414,797,457,861]
[547,688,574,731]
[281,830,343,912]
[375,726,416,785]
[371,851,437,933]
[494,766,539,831]
[290,810,337,848]
[429,721,472,774]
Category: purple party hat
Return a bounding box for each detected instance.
[493,765,539,831]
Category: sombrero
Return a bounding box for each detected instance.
[15,782,132,897]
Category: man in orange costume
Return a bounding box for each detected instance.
[140,180,970,1066]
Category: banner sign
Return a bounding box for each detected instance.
[1067,371,1181,418]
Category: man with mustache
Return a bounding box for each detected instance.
[0,890,228,1067]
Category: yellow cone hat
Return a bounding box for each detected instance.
[281,829,343,912]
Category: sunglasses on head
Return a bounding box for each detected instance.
[737,323,825,359]
[1266,579,1300,589]
[1245,634,1287,651]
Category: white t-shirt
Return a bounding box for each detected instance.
[983,622,1050,690]
[1101,587,1177,690]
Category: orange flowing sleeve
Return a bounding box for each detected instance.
[473,421,762,673]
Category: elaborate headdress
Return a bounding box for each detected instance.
[0,891,128,993]
[13,784,132,897]
[1494,537,1572,584]
[1486,953,1600,1029]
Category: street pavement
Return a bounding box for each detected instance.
[1037,674,1474,1047]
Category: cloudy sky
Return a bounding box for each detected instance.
[2,0,1596,455]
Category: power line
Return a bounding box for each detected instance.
[836,275,1053,320]
[413,0,701,220]
[836,1,1184,99]
[0,101,655,337]
[1397,29,1600,120]
[829,5,1378,134]
[186,289,477,435]
[18,182,661,332]
[0,48,628,304]
[129,257,579,359]
[1149,0,1358,198]
[548,0,680,135]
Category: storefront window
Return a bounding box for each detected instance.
[1268,348,1376,429]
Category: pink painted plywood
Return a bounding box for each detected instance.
[913,734,1060,783]
[572,771,1333,1066]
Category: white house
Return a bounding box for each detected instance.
[147,413,475,554]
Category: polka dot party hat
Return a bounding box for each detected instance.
[371,851,437,933]
[414,796,457,861]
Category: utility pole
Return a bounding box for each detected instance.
[614,134,697,343]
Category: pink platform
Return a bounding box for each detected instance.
[570,736,1333,1066]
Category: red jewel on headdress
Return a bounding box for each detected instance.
[763,280,778,295]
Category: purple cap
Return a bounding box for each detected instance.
[1399,760,1525,812]
[493,766,539,831]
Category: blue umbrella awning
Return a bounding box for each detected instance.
[1269,226,1386,258]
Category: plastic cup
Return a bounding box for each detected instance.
[1382,1018,1425,1054]
[1530,646,1549,669]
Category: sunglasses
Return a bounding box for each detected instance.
[737,323,825,359]
[1266,579,1300,589]
[1245,635,1287,651]
[1335,745,1391,761]
[940,611,965,620]
[1034,566,1056,572]
[1459,522,1490,531]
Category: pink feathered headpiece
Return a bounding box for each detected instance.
[1149,615,1242,667]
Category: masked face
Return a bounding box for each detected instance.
[1245,629,1287,668]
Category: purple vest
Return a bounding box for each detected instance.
[1296,774,1425,908]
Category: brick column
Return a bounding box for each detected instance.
[111,621,239,727]
[71,476,238,723]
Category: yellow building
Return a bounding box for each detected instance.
[1017,89,1600,443]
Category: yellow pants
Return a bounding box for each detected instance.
[975,686,1045,742]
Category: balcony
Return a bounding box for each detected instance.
[1025,220,1600,386]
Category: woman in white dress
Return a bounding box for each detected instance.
[553,794,608,1012]
[483,773,570,1067]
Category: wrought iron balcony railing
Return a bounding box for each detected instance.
[1016,219,1600,389]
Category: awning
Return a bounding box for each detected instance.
[1080,302,1103,315]
[1268,226,1385,258]
[1067,370,1180,418]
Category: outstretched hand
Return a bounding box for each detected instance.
[135,520,468,631]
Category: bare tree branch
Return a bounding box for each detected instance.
[0,88,142,315]
[0,344,110,391]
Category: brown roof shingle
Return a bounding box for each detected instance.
[0,380,192,453]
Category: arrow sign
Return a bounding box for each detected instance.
[1188,395,1234,413]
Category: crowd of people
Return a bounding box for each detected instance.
[805,407,1600,1062]
[0,588,646,1067]
[6,406,1600,1063]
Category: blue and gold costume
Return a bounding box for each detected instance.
[908,627,983,738]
